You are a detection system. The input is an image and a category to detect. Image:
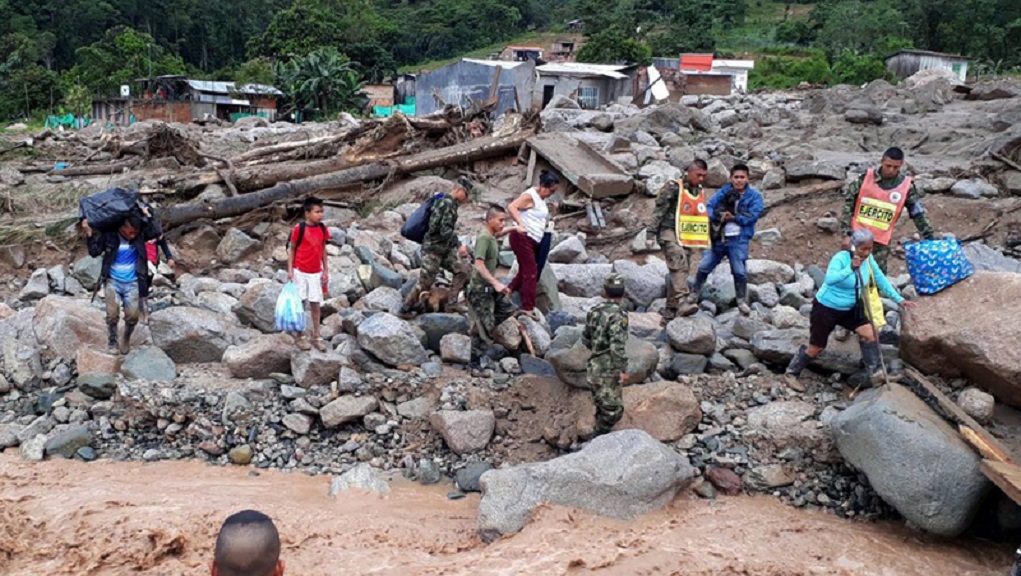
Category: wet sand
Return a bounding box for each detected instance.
[0,453,1010,575]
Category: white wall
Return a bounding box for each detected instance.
[918,55,968,82]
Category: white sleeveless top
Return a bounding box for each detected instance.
[520,187,549,243]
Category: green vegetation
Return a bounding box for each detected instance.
[0,0,1017,121]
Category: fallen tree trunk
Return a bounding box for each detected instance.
[48,158,140,177]
[233,129,365,163]
[161,131,533,226]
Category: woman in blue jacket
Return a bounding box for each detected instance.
[689,164,763,314]
[785,229,916,389]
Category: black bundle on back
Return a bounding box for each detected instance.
[78,187,160,234]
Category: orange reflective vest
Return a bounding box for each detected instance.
[674,180,710,249]
[852,168,911,246]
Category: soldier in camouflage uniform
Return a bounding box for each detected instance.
[840,147,937,273]
[582,273,630,436]
[650,160,709,319]
[466,205,515,349]
[402,178,474,314]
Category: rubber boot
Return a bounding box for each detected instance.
[688,271,709,304]
[107,323,119,352]
[850,341,885,388]
[735,278,751,315]
[783,345,810,392]
[120,323,136,355]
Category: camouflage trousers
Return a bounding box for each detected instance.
[405,247,469,309]
[658,229,693,315]
[872,243,891,274]
[587,374,624,436]
[466,284,514,344]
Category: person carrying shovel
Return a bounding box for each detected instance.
[784,229,916,391]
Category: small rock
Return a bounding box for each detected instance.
[44,424,92,459]
[816,217,840,233]
[429,410,496,454]
[456,462,494,492]
[706,466,743,495]
[76,446,98,461]
[754,228,783,247]
[746,464,796,490]
[229,444,253,465]
[330,463,391,496]
[951,179,999,199]
[957,388,995,423]
[694,481,717,499]
[20,435,46,461]
[19,268,50,300]
[417,459,443,484]
[440,333,472,364]
[283,413,313,435]
[320,395,380,428]
[121,347,177,382]
[78,373,117,400]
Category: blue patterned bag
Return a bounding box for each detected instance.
[904,239,975,295]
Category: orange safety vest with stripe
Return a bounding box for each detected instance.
[852,168,911,246]
[673,180,710,249]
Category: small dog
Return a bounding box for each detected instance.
[420,286,451,313]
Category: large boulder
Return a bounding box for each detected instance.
[216,228,260,263]
[223,333,298,379]
[291,351,349,388]
[120,347,177,381]
[320,395,380,428]
[430,410,495,454]
[963,243,1021,274]
[831,384,990,537]
[666,316,716,355]
[357,313,428,367]
[70,257,102,291]
[783,160,846,182]
[614,380,701,441]
[33,296,148,361]
[478,430,695,541]
[613,258,667,306]
[548,236,588,264]
[751,328,862,374]
[416,314,470,353]
[745,260,795,284]
[550,263,613,298]
[234,282,284,333]
[19,268,49,300]
[901,273,1021,406]
[638,161,682,197]
[549,337,659,388]
[149,307,230,363]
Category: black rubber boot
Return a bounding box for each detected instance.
[860,341,886,387]
[120,323,136,355]
[784,345,810,392]
[735,278,751,315]
[107,323,119,351]
[688,271,709,303]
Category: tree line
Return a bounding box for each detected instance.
[0,0,1017,121]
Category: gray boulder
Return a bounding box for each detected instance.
[746,260,795,284]
[478,430,695,541]
[550,263,613,298]
[784,160,846,182]
[416,314,470,353]
[121,347,177,381]
[362,286,403,315]
[216,228,260,263]
[518,316,551,357]
[320,395,379,428]
[751,328,862,374]
[223,333,298,379]
[430,410,495,454]
[71,256,102,291]
[19,268,49,300]
[951,179,999,199]
[291,351,349,388]
[548,236,588,264]
[613,258,667,306]
[440,333,472,364]
[638,161,682,198]
[44,424,92,459]
[329,463,390,496]
[549,337,658,388]
[963,243,1021,274]
[149,307,230,363]
[234,282,284,333]
[357,313,428,367]
[666,316,716,355]
[831,384,991,537]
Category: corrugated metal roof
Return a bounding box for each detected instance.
[680,54,714,72]
[885,49,970,62]
[536,62,630,79]
[462,58,528,69]
[187,80,283,96]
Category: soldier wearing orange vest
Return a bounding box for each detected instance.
[841,147,937,273]
[650,159,709,319]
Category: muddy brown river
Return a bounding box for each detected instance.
[0,453,1011,575]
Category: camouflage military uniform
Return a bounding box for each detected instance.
[582,281,629,436]
[405,193,469,310]
[651,178,701,316]
[466,231,514,344]
[841,172,936,273]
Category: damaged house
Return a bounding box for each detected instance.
[414,59,536,117]
[91,75,283,124]
[535,62,638,109]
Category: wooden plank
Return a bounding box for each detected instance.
[961,425,1011,462]
[982,460,1021,506]
[903,366,1014,463]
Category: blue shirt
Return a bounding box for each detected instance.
[706,185,764,242]
[109,239,138,283]
[816,251,903,310]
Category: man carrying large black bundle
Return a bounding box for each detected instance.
[80,189,161,354]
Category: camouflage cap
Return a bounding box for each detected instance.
[604,273,625,292]
[456,177,478,198]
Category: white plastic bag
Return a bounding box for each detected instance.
[275,282,306,333]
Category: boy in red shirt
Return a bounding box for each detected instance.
[287,197,330,351]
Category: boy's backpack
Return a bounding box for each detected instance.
[79,187,159,234]
[401,193,446,243]
[287,222,328,251]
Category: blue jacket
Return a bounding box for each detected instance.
[816,251,903,311]
[707,185,763,243]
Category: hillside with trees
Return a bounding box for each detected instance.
[0,0,1018,121]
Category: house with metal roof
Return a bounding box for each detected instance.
[534,62,638,109]
[92,75,284,125]
[885,49,970,82]
[414,59,536,117]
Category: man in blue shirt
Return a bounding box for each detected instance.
[688,164,764,315]
[84,211,160,354]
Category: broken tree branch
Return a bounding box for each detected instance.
[48,158,140,177]
[161,131,533,227]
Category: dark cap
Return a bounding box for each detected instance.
[457,177,476,195]
[604,273,625,292]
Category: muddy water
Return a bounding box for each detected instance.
[0,453,1010,575]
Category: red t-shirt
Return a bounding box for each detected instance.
[290,223,330,273]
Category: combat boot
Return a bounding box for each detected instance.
[689,271,708,304]
[735,279,751,315]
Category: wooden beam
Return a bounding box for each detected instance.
[982,460,1021,506]
[902,365,1014,463]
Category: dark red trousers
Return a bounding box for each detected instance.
[508,230,540,311]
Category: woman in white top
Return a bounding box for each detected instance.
[507,169,560,316]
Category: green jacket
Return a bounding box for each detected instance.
[841,172,935,239]
[583,300,628,376]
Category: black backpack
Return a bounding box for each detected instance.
[287,222,327,250]
[401,193,446,243]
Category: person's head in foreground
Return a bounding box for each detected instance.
[211,510,284,576]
